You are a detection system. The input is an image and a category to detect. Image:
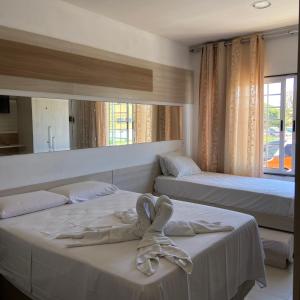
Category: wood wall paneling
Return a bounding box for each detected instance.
[0,26,193,104]
[0,38,153,92]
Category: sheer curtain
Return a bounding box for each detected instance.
[157,106,183,141]
[197,35,264,177]
[198,42,227,172]
[224,35,264,177]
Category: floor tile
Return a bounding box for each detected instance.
[246,289,284,300]
[246,265,293,300]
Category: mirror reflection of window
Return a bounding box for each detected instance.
[108,102,134,146]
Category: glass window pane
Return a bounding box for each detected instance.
[284,77,295,173]
[268,82,281,94]
[264,76,296,174]
[268,95,281,107]
[283,142,293,172]
[266,119,280,141]
[286,78,294,97]
[267,107,280,120]
[264,143,280,169]
[285,77,294,136]
[264,83,268,95]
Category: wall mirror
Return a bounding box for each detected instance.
[0,96,183,156]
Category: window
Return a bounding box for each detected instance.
[263,75,297,175]
[108,102,134,146]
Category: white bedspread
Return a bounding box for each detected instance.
[155,173,294,217]
[0,190,266,300]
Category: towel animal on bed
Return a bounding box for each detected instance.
[53,194,234,276]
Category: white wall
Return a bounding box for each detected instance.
[0,140,183,190]
[264,35,298,76]
[0,0,191,70]
[0,0,188,190]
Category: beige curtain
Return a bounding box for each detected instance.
[70,100,97,149]
[157,106,167,141]
[70,100,108,149]
[224,35,264,177]
[95,102,108,147]
[198,35,264,177]
[157,106,183,141]
[198,42,227,172]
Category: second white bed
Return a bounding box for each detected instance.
[155,172,295,232]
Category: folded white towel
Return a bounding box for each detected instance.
[136,197,193,275]
[56,193,155,247]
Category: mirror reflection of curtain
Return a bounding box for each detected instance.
[135,104,155,143]
[70,100,108,149]
[70,100,97,149]
[157,106,183,141]
[95,102,108,147]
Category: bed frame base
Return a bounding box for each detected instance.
[0,275,254,300]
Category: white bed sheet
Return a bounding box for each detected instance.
[0,190,265,300]
[155,173,294,217]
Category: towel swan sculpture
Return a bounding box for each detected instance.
[53,194,234,275]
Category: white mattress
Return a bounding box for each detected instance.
[155,173,294,218]
[0,190,265,300]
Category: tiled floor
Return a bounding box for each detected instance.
[245,265,293,300]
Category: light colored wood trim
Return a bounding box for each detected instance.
[0,162,160,196]
[0,26,193,104]
[0,38,153,92]
[0,171,113,197]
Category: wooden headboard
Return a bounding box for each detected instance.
[113,162,161,193]
[0,162,161,197]
[0,171,113,197]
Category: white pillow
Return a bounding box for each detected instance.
[164,155,201,177]
[49,181,118,203]
[0,191,68,219]
[159,151,181,176]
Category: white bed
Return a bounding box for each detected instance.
[0,189,265,300]
[155,172,295,232]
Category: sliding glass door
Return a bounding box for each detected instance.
[264,75,297,175]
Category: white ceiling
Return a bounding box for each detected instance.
[62,0,299,46]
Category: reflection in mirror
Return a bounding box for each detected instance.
[0,96,183,156]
